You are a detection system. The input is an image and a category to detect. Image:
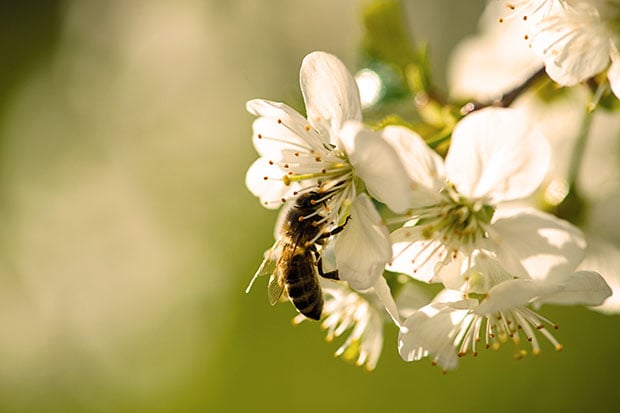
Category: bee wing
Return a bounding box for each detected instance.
[267,269,285,306]
[245,240,283,294]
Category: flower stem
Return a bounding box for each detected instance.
[567,108,593,189]
[554,108,593,225]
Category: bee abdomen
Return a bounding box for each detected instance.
[286,254,323,320]
[286,282,323,320]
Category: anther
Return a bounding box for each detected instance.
[257,133,263,139]
[268,160,274,165]
[305,125,311,131]
[277,119,282,124]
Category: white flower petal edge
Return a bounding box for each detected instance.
[247,99,328,156]
[245,157,301,209]
[300,51,362,138]
[490,207,586,280]
[530,2,612,87]
[335,194,392,291]
[608,43,620,99]
[535,270,612,307]
[446,107,550,203]
[398,299,477,370]
[578,237,620,314]
[399,266,611,370]
[338,121,413,213]
[372,276,402,327]
[380,125,446,207]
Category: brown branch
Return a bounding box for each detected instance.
[460,66,547,115]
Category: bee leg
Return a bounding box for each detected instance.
[318,266,339,280]
[327,215,351,237]
[311,246,340,280]
[316,215,351,244]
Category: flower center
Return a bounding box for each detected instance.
[419,185,495,252]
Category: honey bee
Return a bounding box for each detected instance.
[246,188,349,320]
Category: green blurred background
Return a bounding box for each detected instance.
[0,0,618,412]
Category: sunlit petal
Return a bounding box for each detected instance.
[300,51,362,137]
[398,300,476,370]
[335,194,392,290]
[338,121,412,213]
[491,207,586,279]
[446,107,550,203]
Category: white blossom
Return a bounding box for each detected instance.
[387,107,584,288]
[294,278,399,371]
[526,1,620,97]
[245,51,411,290]
[398,254,611,370]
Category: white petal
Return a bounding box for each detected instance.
[380,125,446,207]
[247,99,328,155]
[300,51,362,138]
[389,226,441,283]
[531,3,611,86]
[335,194,392,291]
[578,237,620,314]
[398,300,476,370]
[538,270,612,306]
[475,278,562,314]
[372,276,402,327]
[608,42,620,99]
[338,121,412,213]
[445,107,550,203]
[490,207,586,279]
[245,158,300,209]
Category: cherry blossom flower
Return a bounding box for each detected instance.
[245,51,411,291]
[527,1,620,97]
[293,277,400,370]
[398,254,612,370]
[387,107,586,289]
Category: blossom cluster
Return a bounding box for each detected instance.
[244,0,617,372]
